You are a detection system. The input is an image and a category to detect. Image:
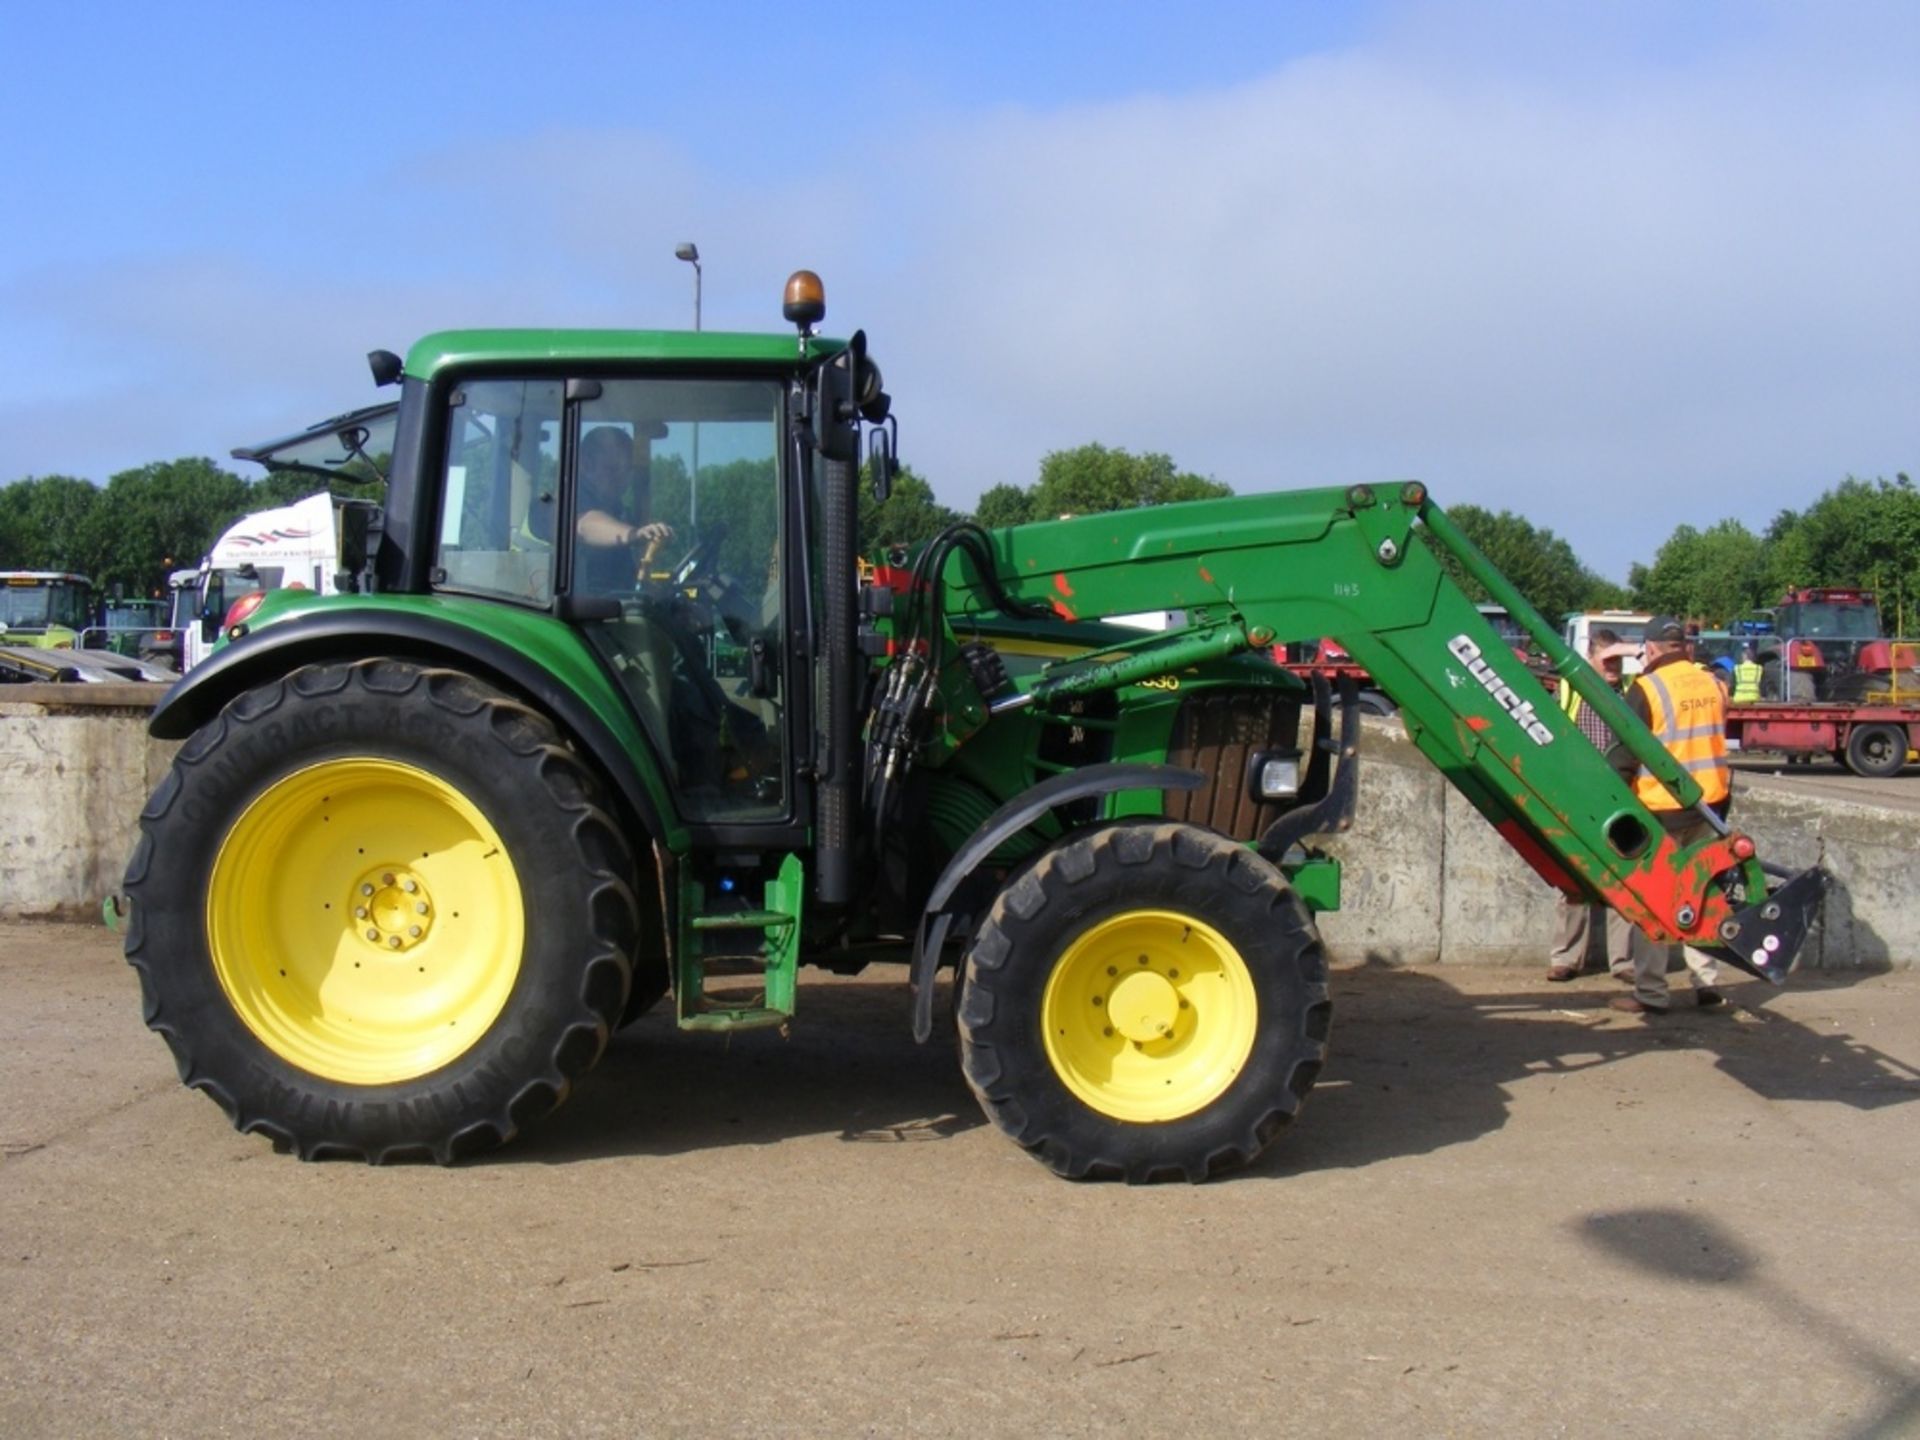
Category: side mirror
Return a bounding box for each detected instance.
[868,419,898,502]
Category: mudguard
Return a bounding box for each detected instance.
[148,608,679,852]
[908,762,1204,1043]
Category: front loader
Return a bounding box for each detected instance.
[123,271,1827,1181]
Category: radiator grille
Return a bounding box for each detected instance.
[1163,689,1303,841]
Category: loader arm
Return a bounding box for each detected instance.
[935,483,1823,982]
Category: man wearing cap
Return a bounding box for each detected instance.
[1608,614,1732,1014]
[1546,628,1637,983]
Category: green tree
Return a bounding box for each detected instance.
[962,444,1230,530]
[88,459,252,594]
[1027,443,1231,518]
[1428,504,1619,623]
[1760,474,1920,630]
[972,483,1033,529]
[859,464,959,556]
[0,475,102,574]
[1631,518,1770,624]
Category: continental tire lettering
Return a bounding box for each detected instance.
[1447,635,1555,747]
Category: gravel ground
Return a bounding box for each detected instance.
[3,920,1918,1438]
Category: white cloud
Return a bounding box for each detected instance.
[2,3,1913,582]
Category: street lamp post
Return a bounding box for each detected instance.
[674,242,702,331]
[675,243,703,527]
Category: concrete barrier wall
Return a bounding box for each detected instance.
[1313,717,1917,969]
[0,687,179,921]
[2,696,1914,966]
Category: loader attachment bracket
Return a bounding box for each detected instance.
[1696,865,1829,984]
[1256,673,1361,861]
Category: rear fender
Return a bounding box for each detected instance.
[149,609,680,854]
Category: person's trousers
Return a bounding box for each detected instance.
[1549,896,1634,975]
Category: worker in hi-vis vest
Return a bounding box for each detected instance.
[1607,615,1733,1015]
[1731,643,1763,704]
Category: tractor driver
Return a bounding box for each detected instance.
[575,425,673,592]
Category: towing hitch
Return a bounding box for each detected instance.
[1698,866,1830,984]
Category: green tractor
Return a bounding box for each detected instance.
[123,272,1824,1181]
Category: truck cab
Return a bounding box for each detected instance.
[1,572,92,648]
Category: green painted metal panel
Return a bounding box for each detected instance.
[403,329,845,382]
[236,586,686,849]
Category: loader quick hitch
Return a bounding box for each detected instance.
[1697,866,1830,985]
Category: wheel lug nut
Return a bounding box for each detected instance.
[389,936,402,949]
[366,928,379,941]
[361,883,374,897]
[415,901,428,915]
[382,873,395,887]
[408,926,422,938]
[404,879,418,894]
[1137,956,1148,966]
[354,906,368,920]
[1106,966,1116,976]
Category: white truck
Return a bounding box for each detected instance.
[183,492,344,671]
[1562,608,1652,676]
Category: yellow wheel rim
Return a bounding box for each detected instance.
[1041,909,1257,1123]
[206,759,525,1086]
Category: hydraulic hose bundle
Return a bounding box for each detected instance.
[863,523,1048,844]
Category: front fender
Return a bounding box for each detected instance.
[151,601,685,853]
[908,763,1204,1043]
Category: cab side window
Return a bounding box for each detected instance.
[433,380,562,605]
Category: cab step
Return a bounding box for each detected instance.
[674,855,803,1032]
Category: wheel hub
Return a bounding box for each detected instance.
[353,866,434,953]
[206,757,524,1086]
[1041,909,1258,1123]
[1107,969,1179,1043]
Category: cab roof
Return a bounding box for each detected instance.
[403,328,846,382]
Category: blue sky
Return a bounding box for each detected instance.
[3,0,1915,581]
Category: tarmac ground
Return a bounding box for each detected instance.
[3,920,1919,1438]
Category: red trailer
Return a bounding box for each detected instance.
[1727,700,1920,778]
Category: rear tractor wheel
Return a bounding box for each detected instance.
[958,822,1331,1183]
[123,660,638,1161]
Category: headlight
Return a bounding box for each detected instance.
[1252,754,1300,800]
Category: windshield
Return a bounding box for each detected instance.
[2,579,90,630]
[1593,620,1646,647]
[103,601,160,627]
[201,566,279,623]
[1779,601,1880,638]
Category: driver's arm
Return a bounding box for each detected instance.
[579,510,671,548]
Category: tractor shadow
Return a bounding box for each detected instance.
[500,958,1920,1174]
[1261,955,1920,1180]
[503,974,987,1167]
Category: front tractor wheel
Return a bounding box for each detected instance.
[958,823,1331,1183]
[123,661,638,1162]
